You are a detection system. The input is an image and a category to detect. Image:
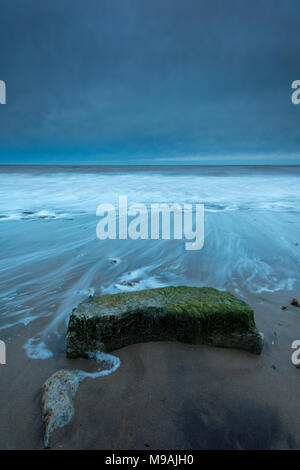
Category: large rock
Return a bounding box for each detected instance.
[66,286,263,357]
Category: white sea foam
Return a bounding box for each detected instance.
[0,167,300,220]
[24,338,54,359]
[0,315,39,331]
[77,351,121,380]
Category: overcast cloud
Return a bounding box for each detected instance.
[0,0,300,164]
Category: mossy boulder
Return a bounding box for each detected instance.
[66,286,263,357]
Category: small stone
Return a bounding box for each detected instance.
[66,286,264,357]
[41,370,81,448]
[281,306,287,310]
[291,298,300,307]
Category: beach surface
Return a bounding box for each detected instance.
[0,165,300,449]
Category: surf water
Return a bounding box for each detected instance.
[0,165,300,359]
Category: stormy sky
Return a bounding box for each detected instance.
[0,0,300,164]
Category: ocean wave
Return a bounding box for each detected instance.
[1,167,300,359]
[0,167,300,220]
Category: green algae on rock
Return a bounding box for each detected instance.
[66,286,263,357]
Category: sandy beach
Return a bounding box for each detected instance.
[1,289,300,449]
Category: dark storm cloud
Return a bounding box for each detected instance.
[0,0,300,163]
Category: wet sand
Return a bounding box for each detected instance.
[1,290,300,450]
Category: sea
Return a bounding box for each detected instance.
[1,165,299,359]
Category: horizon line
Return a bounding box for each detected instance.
[0,163,300,167]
